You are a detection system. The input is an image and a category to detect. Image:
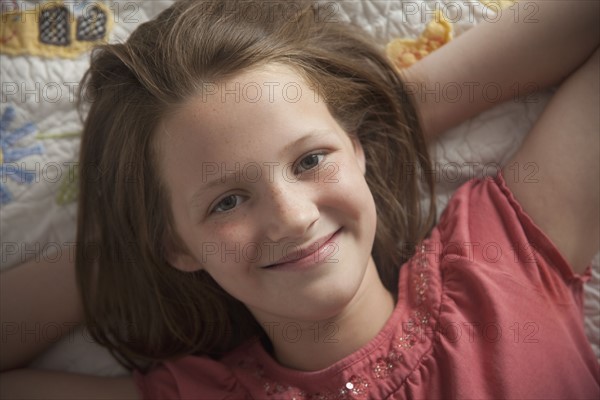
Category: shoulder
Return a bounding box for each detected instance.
[134,355,248,400]
[426,172,591,324]
[413,175,600,398]
[435,172,580,282]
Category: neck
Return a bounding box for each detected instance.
[263,257,395,371]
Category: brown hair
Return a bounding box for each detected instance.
[76,0,435,371]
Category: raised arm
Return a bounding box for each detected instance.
[0,246,83,371]
[402,0,600,139]
[403,0,599,274]
[0,249,140,398]
[0,369,138,399]
[503,46,599,275]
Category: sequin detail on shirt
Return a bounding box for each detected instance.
[372,243,432,379]
[239,243,432,398]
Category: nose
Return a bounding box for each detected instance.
[263,181,320,243]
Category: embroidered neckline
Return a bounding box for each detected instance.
[234,242,434,399]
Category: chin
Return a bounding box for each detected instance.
[284,264,369,322]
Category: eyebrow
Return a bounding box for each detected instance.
[189,129,333,206]
[279,129,331,158]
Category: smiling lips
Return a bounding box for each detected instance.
[264,229,341,270]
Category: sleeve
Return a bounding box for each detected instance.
[435,171,589,303]
[133,356,248,400]
[430,172,599,398]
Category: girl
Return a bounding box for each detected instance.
[1,0,598,398]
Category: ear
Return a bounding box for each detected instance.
[350,136,367,175]
[164,241,203,272]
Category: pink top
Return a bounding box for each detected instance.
[134,173,600,399]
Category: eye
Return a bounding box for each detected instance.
[295,153,325,173]
[211,194,245,214]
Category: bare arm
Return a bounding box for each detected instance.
[0,254,139,398]
[402,0,600,139]
[0,246,83,371]
[0,369,139,399]
[402,0,599,273]
[503,47,599,274]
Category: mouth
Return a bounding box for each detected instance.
[264,228,342,270]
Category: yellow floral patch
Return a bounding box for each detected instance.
[386,11,453,70]
[480,0,517,10]
[0,1,112,59]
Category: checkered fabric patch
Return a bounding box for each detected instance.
[76,5,108,41]
[39,5,70,46]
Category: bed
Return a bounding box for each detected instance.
[1,0,598,377]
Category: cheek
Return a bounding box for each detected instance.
[327,158,375,214]
[346,164,377,236]
[192,219,259,266]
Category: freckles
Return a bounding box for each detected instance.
[321,160,364,194]
[211,215,254,244]
[214,222,241,240]
[266,185,288,216]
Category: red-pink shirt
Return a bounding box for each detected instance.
[134,173,600,399]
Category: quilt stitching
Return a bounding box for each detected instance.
[0,106,44,204]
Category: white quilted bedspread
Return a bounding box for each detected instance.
[0,0,598,376]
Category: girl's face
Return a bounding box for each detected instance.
[160,64,379,323]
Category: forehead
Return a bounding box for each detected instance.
[166,64,317,124]
[158,64,344,165]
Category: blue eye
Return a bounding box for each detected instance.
[296,153,325,173]
[212,194,243,213]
